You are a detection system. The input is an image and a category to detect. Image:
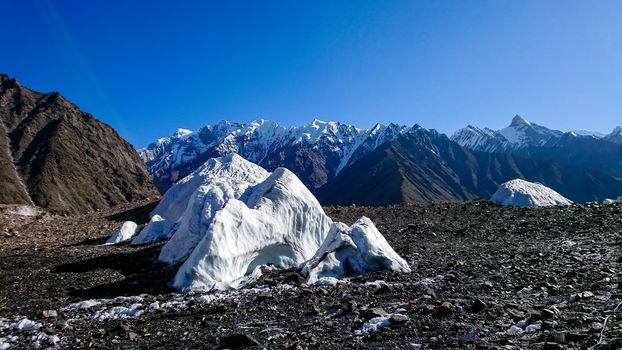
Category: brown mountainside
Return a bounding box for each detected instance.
[0,74,159,214]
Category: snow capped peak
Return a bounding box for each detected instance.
[454,115,563,152]
[310,118,325,128]
[510,115,530,127]
[570,130,604,138]
[140,119,412,192]
[370,123,383,134]
[490,179,572,208]
[451,125,510,153]
[604,126,622,144]
[173,128,193,138]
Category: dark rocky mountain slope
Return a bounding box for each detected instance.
[0,74,158,214]
[317,127,622,205]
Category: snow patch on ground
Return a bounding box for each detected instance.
[415,275,445,286]
[355,316,391,336]
[2,205,43,217]
[490,179,572,208]
[10,319,40,332]
[354,313,409,336]
[91,304,143,321]
[63,300,102,311]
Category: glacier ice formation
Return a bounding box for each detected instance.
[490,179,572,208]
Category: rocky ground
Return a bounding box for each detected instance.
[0,201,621,349]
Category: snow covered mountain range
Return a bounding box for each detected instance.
[451,115,621,152]
[139,119,410,192]
[451,116,622,179]
[141,116,622,205]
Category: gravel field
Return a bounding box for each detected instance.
[0,201,621,349]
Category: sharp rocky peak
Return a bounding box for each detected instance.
[510,115,530,127]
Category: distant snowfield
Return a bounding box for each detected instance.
[113,154,410,291]
[490,179,573,208]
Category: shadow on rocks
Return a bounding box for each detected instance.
[105,201,159,224]
[68,236,110,246]
[51,245,177,299]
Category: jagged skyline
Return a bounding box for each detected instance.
[3,1,621,146]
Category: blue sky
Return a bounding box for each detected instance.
[2,0,621,147]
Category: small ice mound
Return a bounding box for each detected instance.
[490,179,572,208]
[157,154,270,264]
[603,196,622,204]
[301,217,411,285]
[171,167,333,292]
[131,215,175,245]
[104,221,138,245]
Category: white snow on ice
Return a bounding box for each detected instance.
[301,217,411,285]
[156,153,270,263]
[490,179,572,208]
[171,165,332,291]
[134,154,409,292]
[10,319,40,332]
[131,215,175,245]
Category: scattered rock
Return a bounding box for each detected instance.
[362,307,389,320]
[389,314,409,325]
[42,310,57,318]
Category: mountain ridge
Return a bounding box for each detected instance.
[139,119,411,192]
[317,127,622,205]
[0,74,159,214]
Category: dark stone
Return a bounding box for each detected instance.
[283,272,305,285]
[542,342,563,350]
[565,332,589,343]
[362,307,388,320]
[433,301,453,318]
[219,334,262,349]
[541,309,556,320]
[480,281,494,290]
[374,284,393,294]
[469,299,487,313]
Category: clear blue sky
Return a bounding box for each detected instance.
[2,0,621,147]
